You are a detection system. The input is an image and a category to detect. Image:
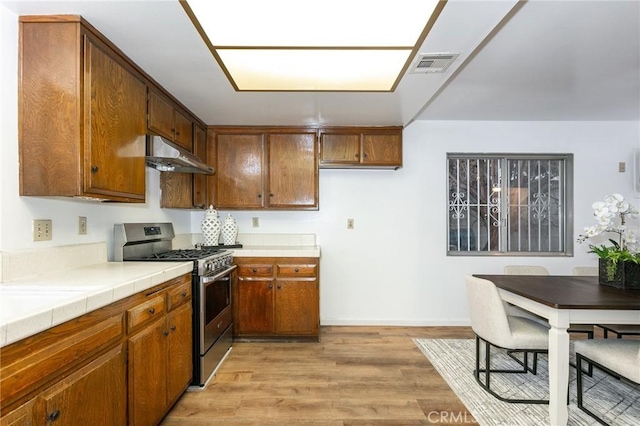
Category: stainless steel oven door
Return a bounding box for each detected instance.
[199,265,236,353]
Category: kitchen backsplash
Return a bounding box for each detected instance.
[0,242,107,282]
[177,233,317,249]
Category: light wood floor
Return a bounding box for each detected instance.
[161,326,476,425]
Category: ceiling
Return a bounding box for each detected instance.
[3,0,639,126]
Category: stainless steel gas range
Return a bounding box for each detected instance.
[114,223,236,387]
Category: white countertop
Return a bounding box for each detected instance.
[0,261,193,348]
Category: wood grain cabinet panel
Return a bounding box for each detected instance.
[0,399,35,426]
[192,125,209,209]
[148,89,194,151]
[319,127,403,169]
[234,257,319,340]
[39,345,127,426]
[19,17,147,202]
[208,127,319,210]
[167,303,193,405]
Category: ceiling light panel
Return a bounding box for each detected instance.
[218,49,413,91]
[186,0,440,46]
[183,0,445,91]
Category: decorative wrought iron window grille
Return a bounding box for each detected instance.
[447,153,573,256]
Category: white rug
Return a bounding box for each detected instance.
[413,339,640,426]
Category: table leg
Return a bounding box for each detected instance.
[548,318,570,426]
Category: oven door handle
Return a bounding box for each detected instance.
[200,265,237,285]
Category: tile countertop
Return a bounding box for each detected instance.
[0,261,193,348]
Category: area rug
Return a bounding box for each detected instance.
[413,339,639,425]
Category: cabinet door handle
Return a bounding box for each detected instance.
[176,131,180,136]
[277,284,282,289]
[181,291,187,298]
[47,410,61,422]
[269,284,273,289]
[148,308,155,314]
[363,153,368,158]
[257,193,262,198]
[91,166,98,173]
[269,193,274,197]
[163,330,169,337]
[171,325,177,331]
[355,153,359,158]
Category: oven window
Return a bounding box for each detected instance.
[205,279,230,324]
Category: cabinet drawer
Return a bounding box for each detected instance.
[167,281,191,311]
[277,264,317,277]
[127,296,165,332]
[237,264,273,277]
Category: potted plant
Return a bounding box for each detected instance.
[577,193,640,289]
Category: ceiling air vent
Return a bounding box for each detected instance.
[410,53,459,74]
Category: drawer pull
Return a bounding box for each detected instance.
[277,284,282,289]
[48,410,61,422]
[295,268,299,273]
[181,291,187,298]
[252,268,257,273]
[148,308,155,314]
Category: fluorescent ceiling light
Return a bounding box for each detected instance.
[182,0,445,92]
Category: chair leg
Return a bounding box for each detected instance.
[576,354,612,426]
[473,335,548,405]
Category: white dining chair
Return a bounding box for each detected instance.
[465,275,549,404]
[575,339,640,425]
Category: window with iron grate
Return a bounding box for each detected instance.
[447,153,573,256]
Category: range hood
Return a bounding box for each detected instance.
[146,135,214,174]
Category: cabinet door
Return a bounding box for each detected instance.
[148,89,175,141]
[39,345,127,426]
[193,125,208,209]
[215,133,265,209]
[268,132,318,209]
[275,280,319,335]
[167,303,193,403]
[361,133,402,166]
[320,133,360,164]
[174,110,193,151]
[128,319,167,426]
[235,279,274,334]
[85,36,146,200]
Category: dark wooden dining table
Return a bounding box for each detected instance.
[473,274,640,426]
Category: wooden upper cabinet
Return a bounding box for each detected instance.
[319,134,361,164]
[268,132,318,208]
[319,127,403,170]
[209,127,319,210]
[85,36,147,199]
[213,131,266,209]
[148,89,193,151]
[19,17,147,202]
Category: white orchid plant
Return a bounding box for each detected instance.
[577,193,640,280]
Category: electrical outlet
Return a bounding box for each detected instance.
[252,217,259,228]
[619,162,626,172]
[347,218,354,229]
[34,219,52,241]
[79,217,87,235]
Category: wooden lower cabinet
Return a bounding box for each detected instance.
[234,257,319,339]
[0,274,192,426]
[39,345,127,425]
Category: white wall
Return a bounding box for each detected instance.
[200,120,640,326]
[3,5,639,325]
[0,5,192,256]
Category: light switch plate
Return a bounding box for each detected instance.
[34,219,52,241]
[79,217,87,235]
